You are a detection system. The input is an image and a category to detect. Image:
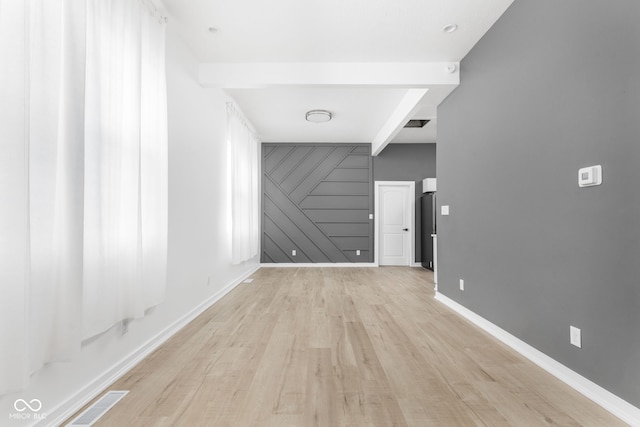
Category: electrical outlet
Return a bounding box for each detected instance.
[441,205,450,216]
[356,250,361,256]
[369,213,373,220]
[570,325,582,348]
[459,279,464,291]
[292,249,296,256]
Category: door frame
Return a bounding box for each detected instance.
[374,181,415,266]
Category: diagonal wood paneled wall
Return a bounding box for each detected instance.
[262,143,373,263]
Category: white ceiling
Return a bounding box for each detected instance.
[160,0,514,152]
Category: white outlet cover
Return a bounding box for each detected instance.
[356,250,361,256]
[459,279,464,291]
[570,325,582,348]
[292,250,296,256]
[441,205,450,215]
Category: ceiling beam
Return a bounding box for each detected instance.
[371,89,429,156]
[198,62,459,88]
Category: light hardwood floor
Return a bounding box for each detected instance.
[67,267,627,426]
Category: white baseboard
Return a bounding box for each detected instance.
[42,265,260,427]
[434,291,640,427]
[260,262,378,268]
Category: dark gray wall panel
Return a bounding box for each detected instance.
[311,182,369,196]
[318,223,369,237]
[324,168,369,182]
[352,146,369,154]
[264,199,331,262]
[372,143,437,262]
[264,145,294,174]
[263,234,293,263]
[337,154,369,168]
[269,146,314,184]
[332,237,370,251]
[300,195,369,210]
[288,146,353,202]
[262,143,373,263]
[437,0,640,407]
[279,146,334,194]
[305,209,369,223]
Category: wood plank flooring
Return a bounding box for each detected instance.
[66,267,628,426]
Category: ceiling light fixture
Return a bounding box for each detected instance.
[305,110,332,123]
[443,24,458,33]
[208,27,218,33]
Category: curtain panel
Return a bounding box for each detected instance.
[227,103,260,264]
[83,0,168,339]
[0,0,167,394]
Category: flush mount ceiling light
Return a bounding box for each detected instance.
[443,24,458,33]
[208,26,218,33]
[305,110,332,123]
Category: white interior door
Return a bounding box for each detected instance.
[376,182,414,266]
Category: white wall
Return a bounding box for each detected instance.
[0,24,258,426]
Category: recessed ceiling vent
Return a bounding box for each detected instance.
[404,119,430,128]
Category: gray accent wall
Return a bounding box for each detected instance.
[262,143,373,263]
[373,143,436,262]
[437,0,640,407]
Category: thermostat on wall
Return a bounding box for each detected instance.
[578,165,602,187]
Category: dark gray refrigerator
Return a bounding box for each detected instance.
[420,193,436,270]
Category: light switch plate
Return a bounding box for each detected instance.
[441,205,450,216]
[570,325,582,348]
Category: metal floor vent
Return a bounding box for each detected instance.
[68,391,129,426]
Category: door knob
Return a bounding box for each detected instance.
[402,228,409,231]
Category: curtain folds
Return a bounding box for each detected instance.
[0,0,167,394]
[83,0,168,339]
[227,103,260,264]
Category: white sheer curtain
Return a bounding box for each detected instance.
[227,103,259,264]
[0,0,167,394]
[83,0,168,338]
[0,0,85,394]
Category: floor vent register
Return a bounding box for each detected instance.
[68,390,129,426]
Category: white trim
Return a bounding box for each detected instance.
[371,89,429,156]
[434,292,640,427]
[199,62,460,88]
[260,263,378,268]
[40,265,260,427]
[410,262,423,267]
[374,181,415,267]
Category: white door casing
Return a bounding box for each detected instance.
[375,181,415,266]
